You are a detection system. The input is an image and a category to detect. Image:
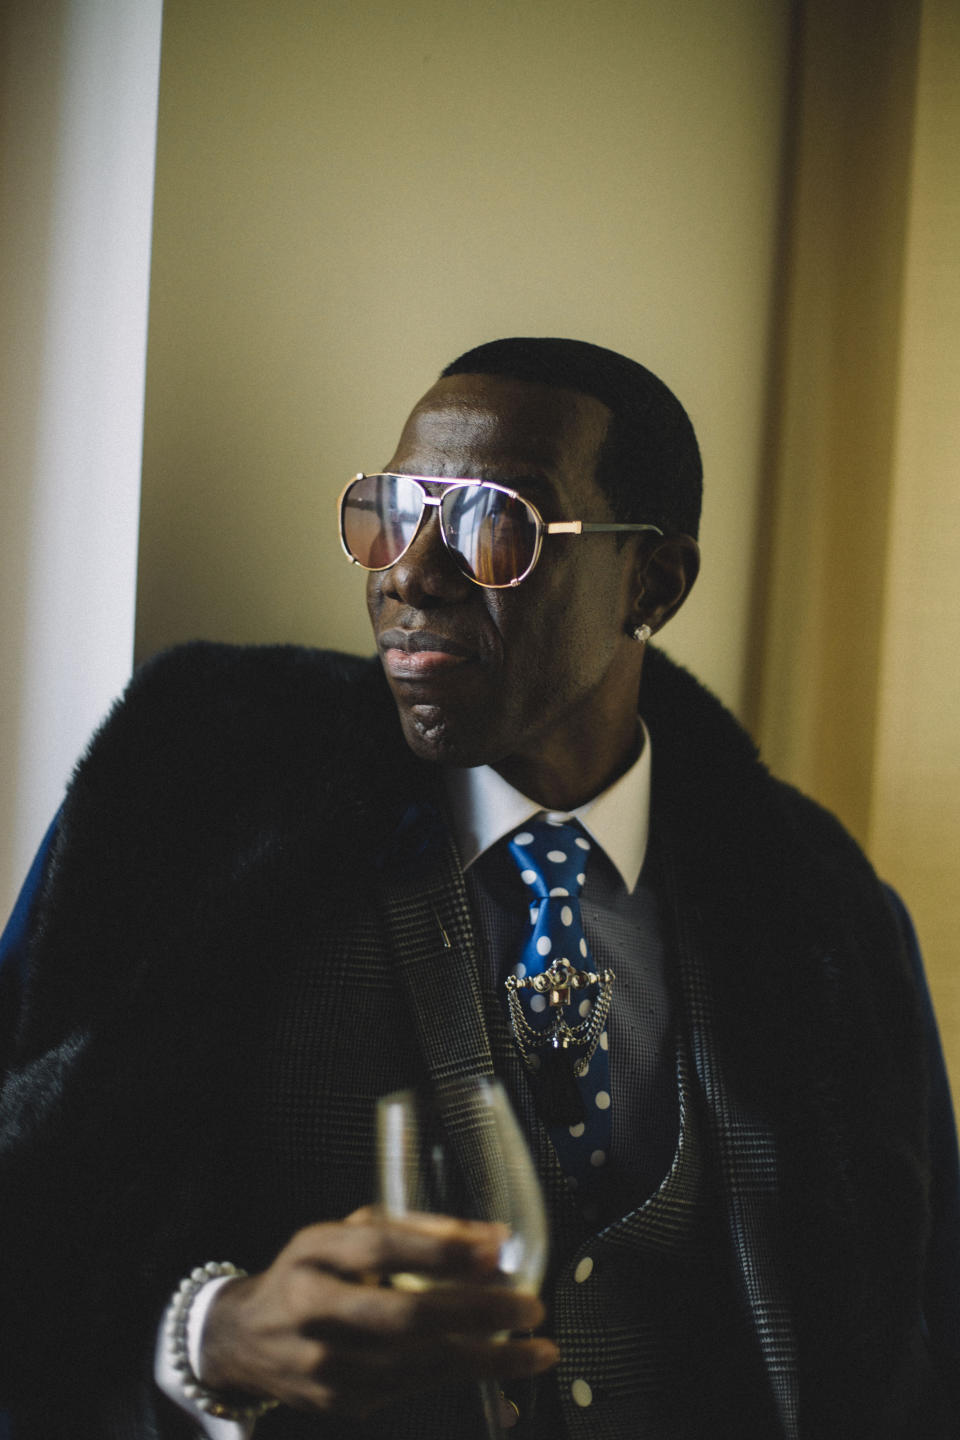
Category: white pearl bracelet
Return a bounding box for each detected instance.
[164,1261,279,1422]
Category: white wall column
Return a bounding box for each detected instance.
[0,0,163,917]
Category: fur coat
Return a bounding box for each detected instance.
[0,642,950,1437]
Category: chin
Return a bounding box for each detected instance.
[399,705,492,769]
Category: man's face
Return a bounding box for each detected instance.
[366,373,646,804]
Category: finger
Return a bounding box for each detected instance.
[300,1273,545,1339]
[341,1333,559,1386]
[342,1205,377,1226]
[287,1215,508,1281]
[336,1210,509,1250]
[406,1332,559,1385]
[290,1334,559,1419]
[342,1207,504,1240]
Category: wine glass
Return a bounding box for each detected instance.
[376,1075,548,1439]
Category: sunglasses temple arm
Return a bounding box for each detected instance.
[544,522,664,536]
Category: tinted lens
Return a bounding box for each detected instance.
[341,474,424,569]
[442,485,539,586]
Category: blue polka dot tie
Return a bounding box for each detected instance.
[505,819,614,1189]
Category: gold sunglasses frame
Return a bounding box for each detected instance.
[338,473,664,589]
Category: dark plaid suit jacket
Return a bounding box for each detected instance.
[0,642,954,1438]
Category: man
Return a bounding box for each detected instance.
[0,338,956,1439]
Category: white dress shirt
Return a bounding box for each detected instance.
[443,720,651,889]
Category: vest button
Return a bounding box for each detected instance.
[571,1378,593,1408]
[499,1393,520,1427]
[574,1256,594,1283]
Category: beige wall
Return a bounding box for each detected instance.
[868,0,960,1088]
[749,0,960,1092]
[136,0,793,717]
[747,0,921,842]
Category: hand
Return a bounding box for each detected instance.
[199,1208,558,1418]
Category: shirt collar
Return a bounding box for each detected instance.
[443,720,651,893]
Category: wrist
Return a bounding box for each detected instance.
[164,1262,278,1424]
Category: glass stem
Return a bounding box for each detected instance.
[478,1377,505,1439]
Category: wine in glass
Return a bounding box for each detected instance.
[376,1075,548,1437]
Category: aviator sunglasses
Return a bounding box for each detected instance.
[338,472,664,589]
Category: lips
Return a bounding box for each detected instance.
[378,627,477,679]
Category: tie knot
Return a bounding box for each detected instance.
[507,819,591,900]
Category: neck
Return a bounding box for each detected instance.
[492,718,642,811]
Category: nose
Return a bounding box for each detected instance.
[377,505,473,607]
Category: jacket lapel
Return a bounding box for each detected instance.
[376,800,495,1085]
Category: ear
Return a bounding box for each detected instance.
[630,534,700,635]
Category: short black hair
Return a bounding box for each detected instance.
[441,337,702,538]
